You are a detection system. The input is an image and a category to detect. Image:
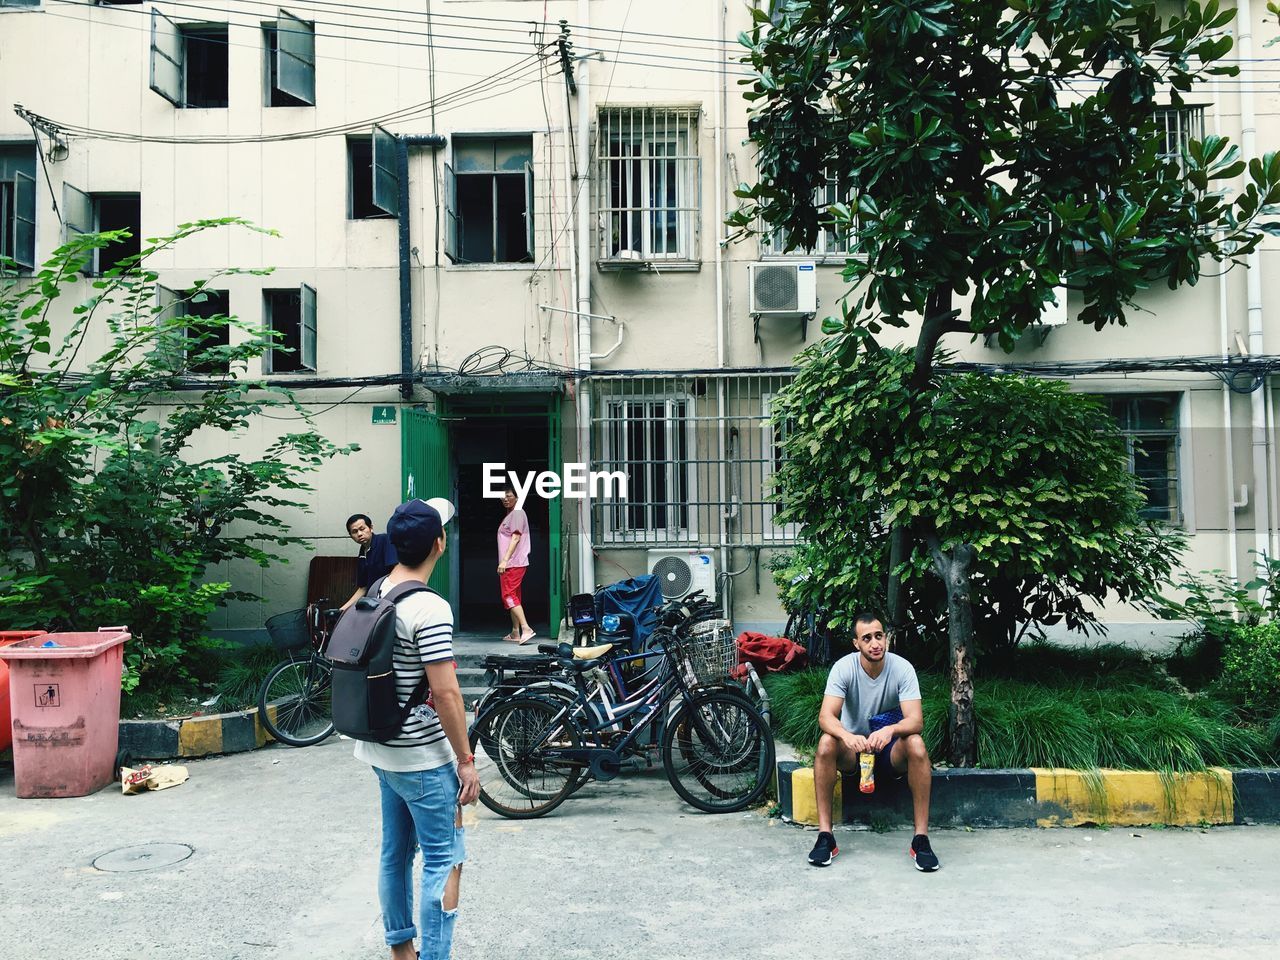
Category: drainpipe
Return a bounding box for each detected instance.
[715,1,731,618]
[1237,1,1269,580]
[575,0,596,594]
[1213,80,1238,583]
[396,135,447,400]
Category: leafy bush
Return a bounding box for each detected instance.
[1218,623,1280,717]
[1,222,353,703]
[764,661,1274,771]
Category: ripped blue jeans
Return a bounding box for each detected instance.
[373,764,466,959]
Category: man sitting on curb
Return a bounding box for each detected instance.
[808,610,940,872]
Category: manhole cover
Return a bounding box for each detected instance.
[92,843,194,873]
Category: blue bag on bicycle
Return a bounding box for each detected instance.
[595,575,662,653]
[327,577,437,742]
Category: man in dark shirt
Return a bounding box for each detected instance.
[340,513,398,610]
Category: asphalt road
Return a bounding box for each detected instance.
[2,738,1278,960]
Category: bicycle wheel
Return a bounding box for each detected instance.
[662,692,774,813]
[469,696,582,819]
[257,657,335,747]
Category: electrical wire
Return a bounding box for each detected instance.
[20,55,549,144]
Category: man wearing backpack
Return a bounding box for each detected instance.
[346,497,479,960]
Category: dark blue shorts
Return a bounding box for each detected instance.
[869,709,906,781]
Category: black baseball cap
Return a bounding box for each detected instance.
[386,497,455,559]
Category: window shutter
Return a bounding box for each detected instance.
[443,161,459,262]
[300,283,317,371]
[12,170,36,270]
[149,9,184,106]
[276,9,316,106]
[153,285,185,372]
[62,183,92,244]
[524,160,535,258]
[372,124,399,217]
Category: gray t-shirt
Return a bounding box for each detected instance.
[823,652,922,735]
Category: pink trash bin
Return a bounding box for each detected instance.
[1,631,48,754]
[0,630,130,798]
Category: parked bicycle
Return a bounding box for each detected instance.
[257,601,340,747]
[468,596,775,819]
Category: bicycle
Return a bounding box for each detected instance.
[468,604,775,819]
[257,601,340,747]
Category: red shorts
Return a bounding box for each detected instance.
[500,566,527,610]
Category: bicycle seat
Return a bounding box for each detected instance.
[571,643,613,661]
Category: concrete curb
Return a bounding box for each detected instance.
[119,705,274,760]
[776,762,1280,827]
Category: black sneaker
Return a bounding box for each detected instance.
[808,831,838,867]
[911,834,940,872]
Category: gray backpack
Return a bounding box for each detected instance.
[327,578,437,742]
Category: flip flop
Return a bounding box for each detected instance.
[516,630,536,645]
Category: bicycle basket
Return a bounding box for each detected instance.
[682,618,736,686]
[265,608,310,650]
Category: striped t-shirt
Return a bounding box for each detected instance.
[352,581,456,773]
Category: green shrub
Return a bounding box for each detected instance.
[1218,623,1280,717]
[213,644,280,710]
[763,666,1274,770]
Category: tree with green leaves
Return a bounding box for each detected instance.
[1,221,353,701]
[734,0,1280,763]
[770,346,1185,762]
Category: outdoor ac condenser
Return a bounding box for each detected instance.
[647,550,717,601]
[748,261,818,315]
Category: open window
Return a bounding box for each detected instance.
[0,144,36,272]
[264,284,317,373]
[446,136,534,264]
[599,397,695,542]
[185,288,232,375]
[264,9,316,107]
[63,187,141,275]
[150,9,229,109]
[347,132,398,219]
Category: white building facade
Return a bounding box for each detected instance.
[2,0,1278,644]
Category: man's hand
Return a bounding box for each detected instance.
[865,727,894,752]
[842,732,870,754]
[497,563,507,574]
[457,759,479,805]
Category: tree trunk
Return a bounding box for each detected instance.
[929,537,977,767]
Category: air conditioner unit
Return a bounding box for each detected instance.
[1037,285,1069,327]
[648,549,717,601]
[749,261,818,316]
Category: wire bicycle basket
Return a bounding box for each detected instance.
[265,608,310,651]
[680,618,736,687]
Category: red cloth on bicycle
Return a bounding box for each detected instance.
[733,631,807,679]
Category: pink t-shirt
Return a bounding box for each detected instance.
[498,508,531,567]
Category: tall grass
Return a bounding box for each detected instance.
[213,644,280,711]
[763,663,1276,771]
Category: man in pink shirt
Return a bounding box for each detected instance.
[498,485,534,644]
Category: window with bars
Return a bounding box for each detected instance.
[760,168,855,259]
[1105,394,1182,524]
[596,107,700,264]
[589,374,798,547]
[1154,106,1204,172]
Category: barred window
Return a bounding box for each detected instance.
[1154,106,1204,173]
[760,168,854,259]
[589,374,797,548]
[596,107,700,264]
[1105,394,1181,524]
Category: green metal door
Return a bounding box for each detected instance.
[401,407,451,598]
[547,401,563,635]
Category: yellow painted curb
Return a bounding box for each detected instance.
[1033,768,1234,827]
[254,707,275,747]
[177,715,224,758]
[789,766,842,827]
